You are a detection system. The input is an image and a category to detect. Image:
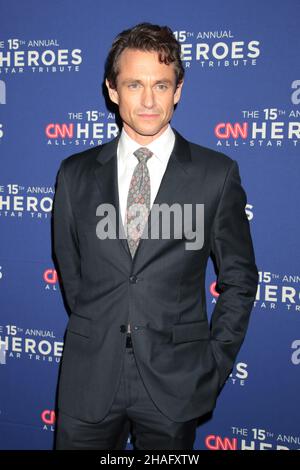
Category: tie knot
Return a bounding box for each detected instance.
[133,147,153,164]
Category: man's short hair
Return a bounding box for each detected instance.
[105,22,185,90]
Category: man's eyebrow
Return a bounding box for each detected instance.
[122,78,174,85]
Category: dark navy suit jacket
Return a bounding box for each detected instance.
[52,127,258,423]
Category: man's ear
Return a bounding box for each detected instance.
[173,79,184,106]
[105,78,119,105]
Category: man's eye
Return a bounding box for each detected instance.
[127,83,168,90]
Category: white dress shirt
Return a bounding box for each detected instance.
[117,123,175,228]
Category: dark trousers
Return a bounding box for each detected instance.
[55,334,199,450]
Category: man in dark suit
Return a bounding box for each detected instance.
[53,22,258,450]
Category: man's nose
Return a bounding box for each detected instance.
[141,87,155,108]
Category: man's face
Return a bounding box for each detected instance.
[105,48,184,144]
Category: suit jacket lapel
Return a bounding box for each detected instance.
[94,133,131,259]
[93,127,192,266]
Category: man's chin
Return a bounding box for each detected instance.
[131,123,167,137]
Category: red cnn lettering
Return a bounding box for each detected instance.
[209,281,219,298]
[45,123,74,138]
[215,122,248,139]
[41,410,56,425]
[206,434,238,450]
[43,269,58,284]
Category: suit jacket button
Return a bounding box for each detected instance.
[129,275,137,283]
[120,325,127,333]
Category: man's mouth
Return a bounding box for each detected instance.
[138,114,159,118]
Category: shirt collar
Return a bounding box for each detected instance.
[118,124,175,166]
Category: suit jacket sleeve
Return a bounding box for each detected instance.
[209,159,259,389]
[52,160,81,313]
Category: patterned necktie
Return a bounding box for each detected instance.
[125,147,153,258]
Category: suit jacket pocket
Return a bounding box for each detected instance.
[172,319,210,343]
[67,312,91,338]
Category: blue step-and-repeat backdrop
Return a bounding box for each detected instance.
[0,0,299,450]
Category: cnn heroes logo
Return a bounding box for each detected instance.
[0,324,63,364]
[0,266,59,292]
[205,427,300,450]
[0,38,82,74]
[0,183,53,219]
[215,80,300,148]
[174,29,260,69]
[254,271,300,313]
[46,110,118,147]
[41,409,56,432]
